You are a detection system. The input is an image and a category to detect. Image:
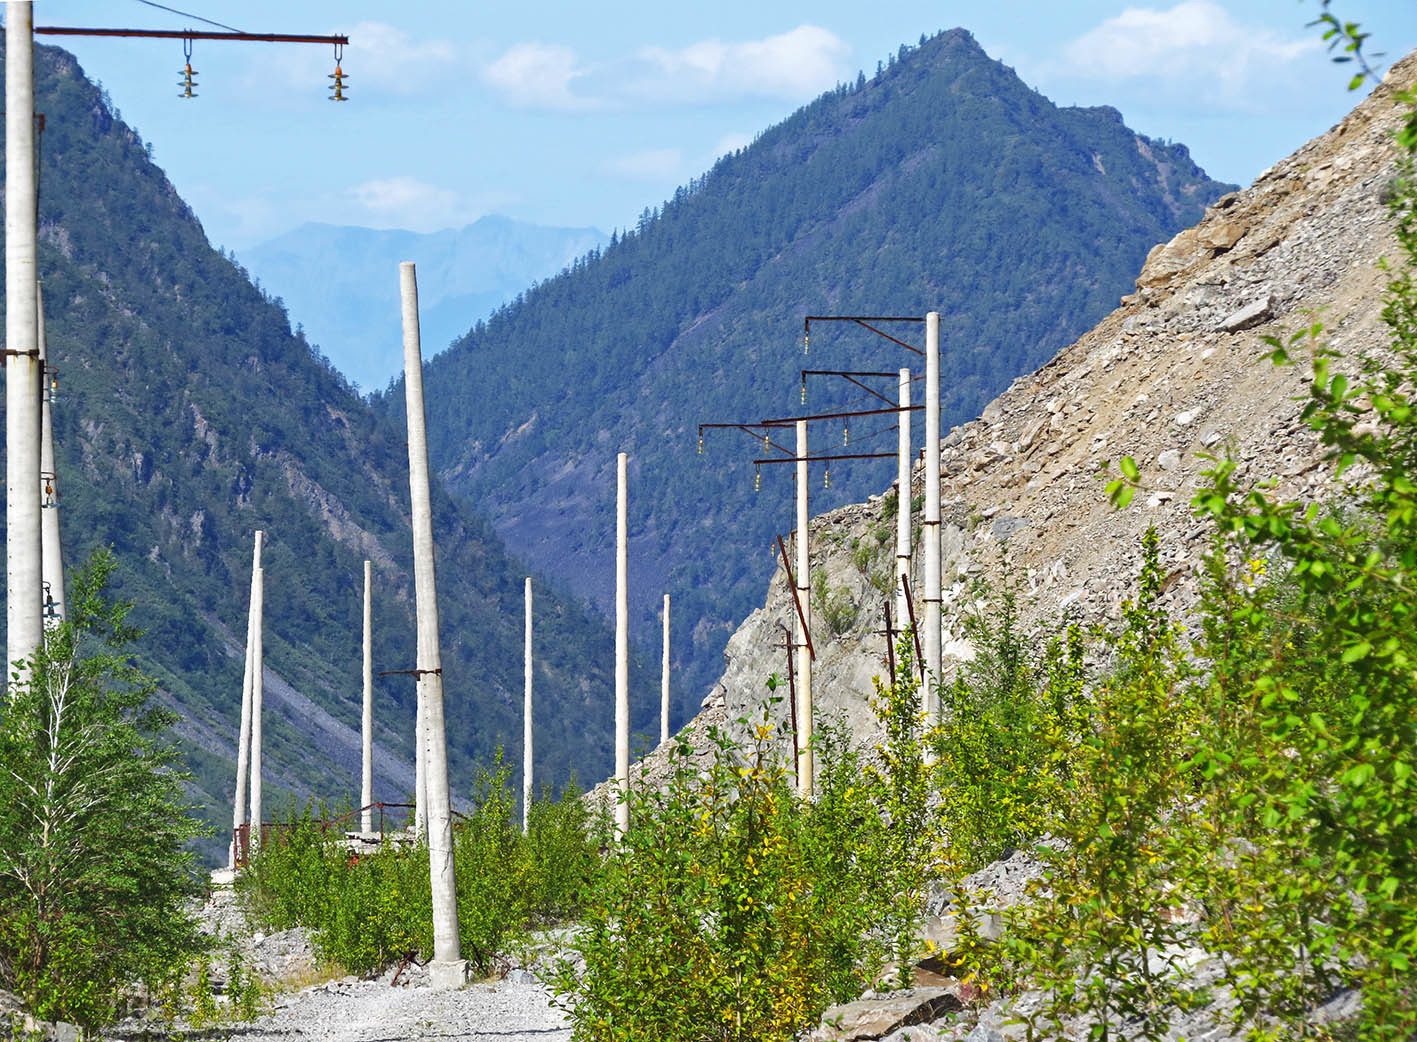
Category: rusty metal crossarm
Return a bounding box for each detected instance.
[36,27,349,45]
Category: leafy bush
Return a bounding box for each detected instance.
[931,573,1083,872]
[552,677,942,1042]
[0,550,206,1030]
[238,769,598,978]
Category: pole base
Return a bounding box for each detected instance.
[429,959,469,989]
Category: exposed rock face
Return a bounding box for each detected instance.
[654,53,1414,768]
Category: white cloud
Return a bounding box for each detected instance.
[483,26,850,111]
[348,176,466,231]
[239,20,458,98]
[1058,1,1318,104]
[604,148,684,180]
[637,25,850,101]
[714,132,754,158]
[484,42,598,110]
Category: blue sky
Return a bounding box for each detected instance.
[23,1,1417,251]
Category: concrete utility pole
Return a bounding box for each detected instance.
[230,531,262,868]
[400,261,466,988]
[896,368,911,638]
[248,564,265,852]
[523,576,533,835]
[7,1,43,684]
[922,312,942,720]
[38,284,65,624]
[795,419,813,799]
[362,560,374,835]
[660,594,670,746]
[614,452,630,838]
[415,688,428,837]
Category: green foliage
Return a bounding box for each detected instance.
[0,550,207,1030]
[238,775,599,978]
[865,637,939,987]
[1003,529,1203,1041]
[812,568,859,637]
[932,572,1083,872]
[523,779,597,925]
[553,670,948,1041]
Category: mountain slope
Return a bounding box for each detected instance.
[240,218,606,393]
[397,28,1235,717]
[688,42,1412,756]
[0,43,647,859]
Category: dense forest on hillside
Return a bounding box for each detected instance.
[389,29,1235,711]
[0,43,650,859]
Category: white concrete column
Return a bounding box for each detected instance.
[362,560,374,835]
[7,2,42,685]
[231,531,262,867]
[400,261,466,988]
[415,686,427,838]
[614,452,630,838]
[795,420,813,799]
[896,368,911,639]
[38,285,65,625]
[660,594,670,746]
[923,312,942,720]
[523,576,533,835]
[248,565,265,852]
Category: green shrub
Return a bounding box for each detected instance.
[931,572,1082,872]
[552,684,937,1041]
[0,550,207,1030]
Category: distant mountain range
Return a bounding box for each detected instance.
[380,28,1237,716]
[239,218,606,393]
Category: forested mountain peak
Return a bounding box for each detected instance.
[393,26,1236,716]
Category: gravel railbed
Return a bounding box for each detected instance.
[240,975,570,1042]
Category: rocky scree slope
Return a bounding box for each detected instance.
[631,48,1412,799]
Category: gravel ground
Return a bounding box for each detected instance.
[238,975,571,1042]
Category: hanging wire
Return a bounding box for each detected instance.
[134,0,244,33]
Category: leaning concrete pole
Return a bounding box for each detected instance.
[923,312,942,720]
[362,560,374,834]
[38,284,65,624]
[896,368,912,637]
[795,420,813,799]
[230,531,263,868]
[400,261,466,988]
[523,576,533,835]
[248,565,265,853]
[660,594,670,746]
[6,1,43,684]
[614,452,630,838]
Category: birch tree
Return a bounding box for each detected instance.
[0,549,205,1028]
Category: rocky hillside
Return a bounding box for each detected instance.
[679,48,1410,762]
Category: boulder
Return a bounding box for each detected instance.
[807,986,964,1041]
[1219,295,1275,332]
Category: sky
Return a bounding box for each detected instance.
[16,1,1417,253]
